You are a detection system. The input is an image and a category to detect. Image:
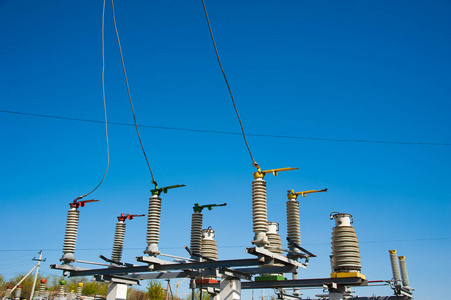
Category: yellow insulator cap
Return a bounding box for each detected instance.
[78,283,83,287]
[389,249,397,254]
[398,256,405,260]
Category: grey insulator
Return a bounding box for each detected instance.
[111,221,126,262]
[389,250,402,287]
[14,287,22,299]
[331,213,361,273]
[252,178,268,246]
[286,199,301,253]
[58,285,65,297]
[39,282,46,297]
[61,208,79,262]
[190,212,203,259]
[76,286,83,299]
[398,256,410,289]
[201,228,218,261]
[267,222,283,255]
[145,195,161,255]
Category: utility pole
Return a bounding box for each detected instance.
[30,251,45,300]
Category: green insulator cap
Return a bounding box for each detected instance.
[60,280,67,285]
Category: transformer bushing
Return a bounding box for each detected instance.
[201,227,218,261]
[266,221,283,255]
[330,212,362,274]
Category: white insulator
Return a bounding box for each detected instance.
[330,213,361,273]
[39,283,46,297]
[190,212,203,258]
[389,250,401,287]
[58,286,65,297]
[145,195,161,255]
[266,222,283,255]
[76,286,82,299]
[61,208,79,262]
[398,256,410,289]
[14,288,22,299]
[201,228,218,261]
[111,221,126,262]
[252,178,269,246]
[286,199,301,253]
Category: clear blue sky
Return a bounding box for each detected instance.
[0,1,450,299]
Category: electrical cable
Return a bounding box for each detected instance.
[77,0,109,200]
[1,109,450,146]
[110,0,157,186]
[201,0,257,166]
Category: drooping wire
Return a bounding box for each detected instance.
[110,0,157,185]
[77,0,110,200]
[201,0,257,166]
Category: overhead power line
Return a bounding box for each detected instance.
[0,237,449,252]
[1,109,449,146]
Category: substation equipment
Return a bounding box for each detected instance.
[50,166,414,300]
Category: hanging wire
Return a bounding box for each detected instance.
[201,0,257,166]
[110,0,157,185]
[77,0,110,200]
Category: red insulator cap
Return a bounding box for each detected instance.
[41,279,47,284]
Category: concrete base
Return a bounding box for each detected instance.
[219,278,241,300]
[106,283,127,300]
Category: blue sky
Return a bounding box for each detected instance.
[0,0,450,299]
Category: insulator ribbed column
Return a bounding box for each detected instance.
[252,178,269,246]
[61,207,79,263]
[330,212,361,273]
[38,280,47,297]
[398,256,410,288]
[76,283,83,299]
[266,222,283,255]
[111,220,126,262]
[14,287,22,300]
[389,250,402,287]
[190,212,203,259]
[201,227,218,261]
[145,195,162,255]
[287,198,301,253]
[5,287,12,299]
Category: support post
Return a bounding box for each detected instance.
[106,283,127,300]
[219,277,241,300]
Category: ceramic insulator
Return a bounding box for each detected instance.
[389,250,402,287]
[58,286,65,297]
[331,213,361,273]
[111,221,126,262]
[286,199,301,253]
[145,195,161,255]
[61,208,79,262]
[201,228,218,261]
[252,178,268,246]
[14,288,21,299]
[398,256,410,288]
[190,212,203,258]
[266,222,283,255]
[39,283,46,297]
